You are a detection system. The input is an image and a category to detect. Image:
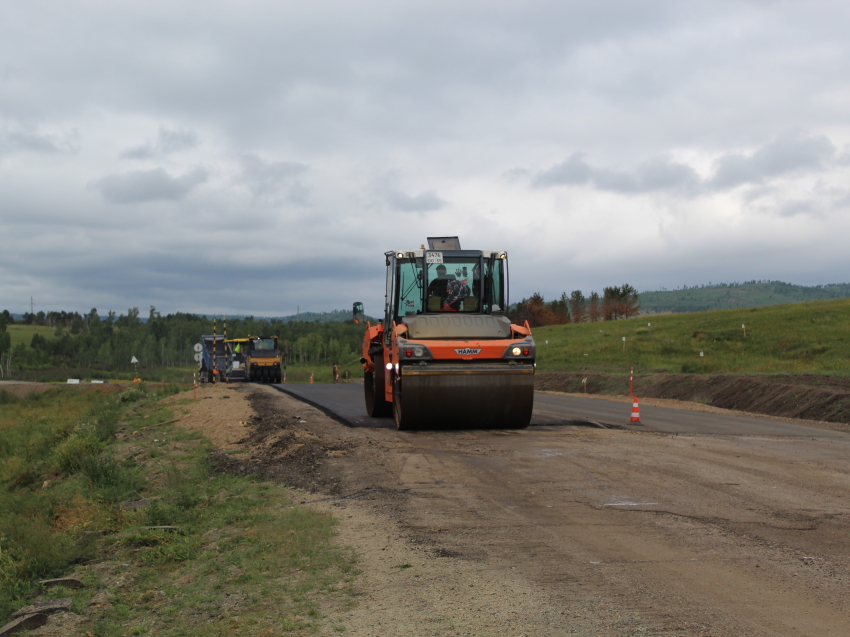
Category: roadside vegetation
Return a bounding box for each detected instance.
[0,308,364,384]
[0,384,357,634]
[534,298,850,376]
[509,284,640,327]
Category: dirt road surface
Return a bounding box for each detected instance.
[186,383,850,636]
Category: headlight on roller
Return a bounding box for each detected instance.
[511,346,522,356]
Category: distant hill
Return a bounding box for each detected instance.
[6,310,366,324]
[640,281,850,314]
[209,309,369,323]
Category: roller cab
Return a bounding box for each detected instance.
[360,238,535,429]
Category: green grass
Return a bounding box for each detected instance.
[0,383,358,634]
[10,366,199,385]
[6,324,56,348]
[535,298,850,375]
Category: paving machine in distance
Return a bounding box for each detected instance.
[239,335,282,383]
[358,237,535,429]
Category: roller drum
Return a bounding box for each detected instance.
[394,364,533,429]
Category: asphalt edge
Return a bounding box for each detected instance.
[269,383,364,429]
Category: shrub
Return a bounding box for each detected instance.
[120,387,148,403]
[81,454,146,503]
[53,433,103,474]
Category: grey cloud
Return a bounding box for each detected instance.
[386,189,448,212]
[634,158,701,192]
[532,135,836,196]
[239,154,309,203]
[533,153,699,194]
[709,134,836,190]
[33,251,380,316]
[0,128,78,156]
[91,167,208,203]
[532,153,592,188]
[500,167,530,183]
[120,127,199,159]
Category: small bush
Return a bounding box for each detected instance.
[141,536,201,565]
[81,454,146,503]
[0,514,76,578]
[123,530,173,548]
[0,456,26,484]
[0,390,17,406]
[144,500,185,526]
[120,387,148,403]
[53,433,103,473]
[86,402,121,440]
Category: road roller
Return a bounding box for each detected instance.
[358,237,535,429]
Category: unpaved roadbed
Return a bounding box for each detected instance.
[183,383,850,636]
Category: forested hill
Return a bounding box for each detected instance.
[640,281,850,314]
[8,309,365,324]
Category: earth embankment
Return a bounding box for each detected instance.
[535,372,850,424]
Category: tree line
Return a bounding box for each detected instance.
[508,284,640,328]
[0,307,365,378]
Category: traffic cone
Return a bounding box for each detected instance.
[309,373,313,384]
[283,371,286,383]
[630,396,641,424]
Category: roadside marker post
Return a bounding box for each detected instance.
[582,377,587,393]
[629,367,634,397]
[622,336,626,352]
[193,372,196,402]
[630,397,641,424]
[742,323,746,338]
[310,373,314,384]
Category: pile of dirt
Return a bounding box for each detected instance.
[208,389,355,493]
[536,372,850,424]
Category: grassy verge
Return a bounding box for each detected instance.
[534,298,850,376]
[0,385,358,635]
[8,367,199,384]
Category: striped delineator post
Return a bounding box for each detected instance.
[212,318,217,384]
[630,396,641,424]
[223,316,229,383]
[309,372,314,384]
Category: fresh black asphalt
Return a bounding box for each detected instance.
[271,382,850,438]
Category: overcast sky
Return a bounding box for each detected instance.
[2,0,849,318]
